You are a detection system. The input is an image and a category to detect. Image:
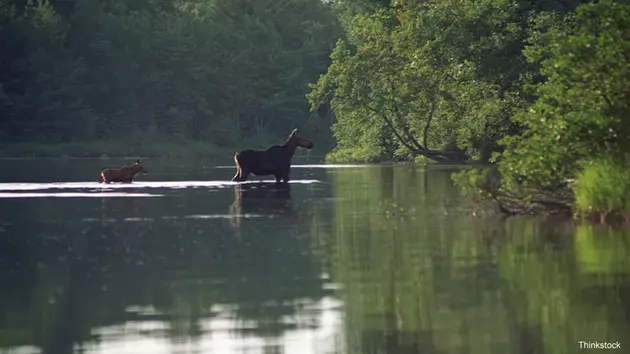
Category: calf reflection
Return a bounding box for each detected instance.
[99,194,144,223]
[229,183,295,228]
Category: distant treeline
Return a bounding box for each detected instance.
[0,0,342,147]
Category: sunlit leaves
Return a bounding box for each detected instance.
[498,0,630,190]
[309,0,534,162]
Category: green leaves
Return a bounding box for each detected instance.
[1,0,342,145]
[309,0,532,162]
[498,0,630,191]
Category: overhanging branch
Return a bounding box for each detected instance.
[367,106,422,154]
[423,99,435,148]
[388,79,427,153]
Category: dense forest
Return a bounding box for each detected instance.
[310,0,587,163]
[0,0,342,156]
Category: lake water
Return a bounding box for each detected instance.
[0,159,628,354]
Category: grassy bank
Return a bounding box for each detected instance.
[452,156,630,224]
[0,138,238,159]
[573,157,630,223]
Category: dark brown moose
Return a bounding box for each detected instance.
[232,129,314,183]
[99,159,148,183]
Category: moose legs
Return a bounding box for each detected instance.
[232,167,249,182]
[274,168,290,184]
[232,154,242,182]
[232,152,290,183]
[232,154,251,182]
[232,169,241,182]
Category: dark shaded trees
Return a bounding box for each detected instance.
[0,0,342,149]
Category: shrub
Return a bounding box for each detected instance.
[573,157,630,222]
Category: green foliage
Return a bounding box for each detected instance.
[573,156,630,220]
[309,0,539,163]
[0,0,342,153]
[328,0,392,28]
[325,145,383,163]
[449,0,630,219]
[497,0,630,190]
[1,0,91,141]
[0,138,231,158]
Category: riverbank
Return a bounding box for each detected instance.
[0,139,237,159]
[325,148,488,166]
[452,158,630,225]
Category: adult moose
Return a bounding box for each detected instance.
[99,159,148,183]
[232,129,314,183]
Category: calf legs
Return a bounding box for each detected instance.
[98,170,136,184]
[100,172,112,184]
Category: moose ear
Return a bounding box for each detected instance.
[136,159,141,164]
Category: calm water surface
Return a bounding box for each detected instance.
[0,159,629,354]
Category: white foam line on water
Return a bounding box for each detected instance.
[0,180,321,192]
[81,217,156,222]
[0,192,161,198]
[186,214,273,219]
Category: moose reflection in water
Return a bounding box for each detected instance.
[229,183,295,228]
[232,128,314,183]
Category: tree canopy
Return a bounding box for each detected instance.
[0,0,342,149]
[307,0,578,162]
[498,0,630,190]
